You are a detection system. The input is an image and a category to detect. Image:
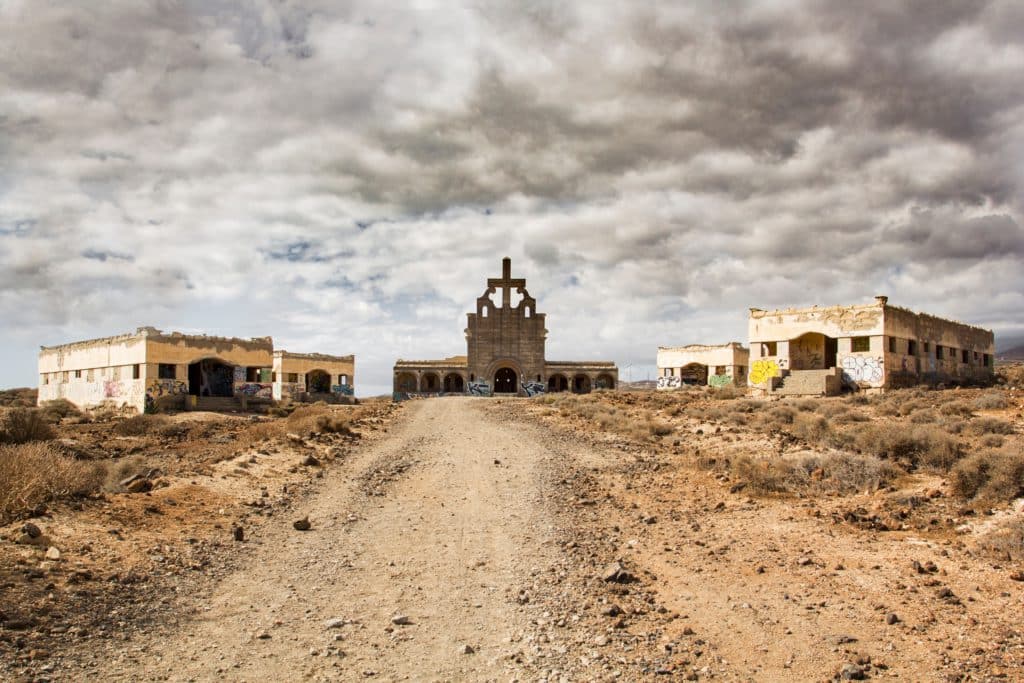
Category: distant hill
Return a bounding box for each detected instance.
[997,345,1024,361]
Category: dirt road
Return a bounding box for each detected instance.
[69,398,566,681]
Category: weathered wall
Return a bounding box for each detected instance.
[657,344,748,389]
[274,352,355,398]
[38,332,150,411]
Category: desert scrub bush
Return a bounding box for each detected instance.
[38,399,82,423]
[798,452,902,494]
[979,434,1005,448]
[0,408,56,444]
[941,419,967,435]
[896,398,929,417]
[765,405,796,425]
[949,447,1024,503]
[646,419,674,437]
[969,417,1015,436]
[874,402,900,417]
[710,386,742,401]
[731,455,801,494]
[792,399,818,412]
[113,414,170,436]
[909,409,938,424]
[976,518,1024,561]
[844,393,869,405]
[730,399,764,414]
[105,455,151,491]
[0,442,107,523]
[939,400,974,418]
[973,391,1009,411]
[788,412,831,443]
[853,424,962,470]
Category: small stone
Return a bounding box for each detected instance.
[797,556,813,566]
[602,604,622,617]
[126,478,152,494]
[256,631,272,640]
[232,526,244,542]
[460,644,474,655]
[293,517,312,531]
[22,522,41,539]
[391,614,412,626]
[44,547,60,561]
[682,627,695,636]
[840,663,866,680]
[302,454,320,467]
[325,618,346,629]
[886,612,899,625]
[1009,571,1024,582]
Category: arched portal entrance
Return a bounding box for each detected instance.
[494,367,518,394]
[394,373,417,393]
[572,374,591,394]
[306,369,331,394]
[679,363,708,385]
[547,374,569,392]
[790,332,838,370]
[595,373,616,390]
[420,373,440,393]
[188,358,235,397]
[443,373,465,393]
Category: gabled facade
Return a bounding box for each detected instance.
[393,258,617,398]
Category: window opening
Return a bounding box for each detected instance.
[159,363,176,380]
[852,337,870,353]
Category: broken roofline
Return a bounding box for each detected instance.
[545,361,617,368]
[275,350,354,362]
[749,298,993,336]
[656,342,747,352]
[39,326,273,352]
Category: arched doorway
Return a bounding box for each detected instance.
[306,369,331,394]
[494,367,518,394]
[595,373,616,390]
[443,373,465,393]
[188,358,234,397]
[572,374,591,394]
[547,374,569,392]
[679,363,708,385]
[395,373,417,393]
[420,373,440,392]
[790,332,837,370]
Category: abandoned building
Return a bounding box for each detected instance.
[656,343,749,390]
[748,296,995,395]
[37,327,355,412]
[393,257,618,398]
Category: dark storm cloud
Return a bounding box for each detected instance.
[0,0,1021,391]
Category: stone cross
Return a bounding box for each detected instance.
[487,257,526,308]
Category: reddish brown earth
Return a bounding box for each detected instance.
[1,391,1022,681]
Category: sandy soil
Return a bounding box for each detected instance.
[3,394,1022,681]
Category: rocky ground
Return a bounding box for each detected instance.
[1,391,1022,681]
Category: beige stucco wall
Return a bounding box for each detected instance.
[38,332,150,411]
[273,352,355,400]
[656,344,749,389]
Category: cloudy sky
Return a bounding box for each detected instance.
[2,0,1023,395]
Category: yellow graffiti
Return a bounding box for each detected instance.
[750,359,781,385]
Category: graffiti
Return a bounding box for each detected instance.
[104,380,123,398]
[468,380,492,397]
[147,380,188,398]
[233,366,246,382]
[277,382,303,400]
[522,381,545,397]
[657,376,682,390]
[750,360,781,385]
[841,356,883,385]
[237,382,273,398]
[708,374,733,388]
[332,384,355,396]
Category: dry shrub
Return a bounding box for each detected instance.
[853,424,962,470]
[980,434,1005,448]
[766,405,796,425]
[845,393,869,405]
[0,388,38,408]
[646,419,674,437]
[793,399,819,412]
[798,452,902,494]
[976,519,1024,561]
[0,408,56,444]
[996,364,1024,387]
[949,447,1024,503]
[788,412,831,443]
[113,414,170,436]
[897,398,929,417]
[874,402,900,417]
[38,399,82,423]
[973,391,1009,411]
[710,387,742,401]
[942,419,968,435]
[105,455,151,491]
[0,442,107,523]
[284,405,362,437]
[909,409,938,424]
[939,400,974,417]
[969,417,1014,436]
[731,455,799,494]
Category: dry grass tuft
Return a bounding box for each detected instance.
[972,391,1009,411]
[976,518,1024,561]
[969,417,1015,436]
[113,414,170,436]
[0,408,56,444]
[0,442,107,523]
[949,447,1024,504]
